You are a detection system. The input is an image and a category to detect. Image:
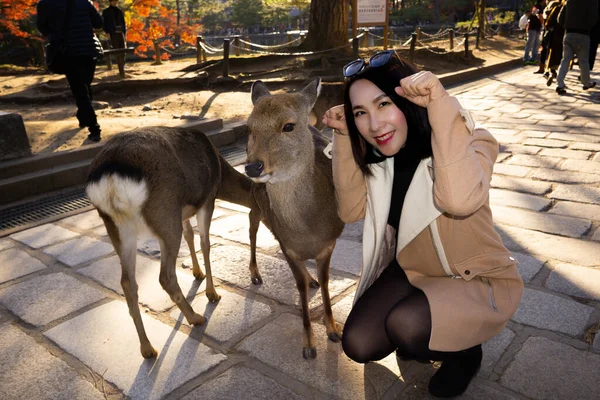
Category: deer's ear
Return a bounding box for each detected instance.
[251,80,271,105]
[300,78,322,110]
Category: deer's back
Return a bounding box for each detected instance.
[88,127,222,208]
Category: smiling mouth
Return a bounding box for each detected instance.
[374,131,394,145]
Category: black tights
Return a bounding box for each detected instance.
[342,261,455,363]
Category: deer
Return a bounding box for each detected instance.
[244,78,345,359]
[85,126,263,359]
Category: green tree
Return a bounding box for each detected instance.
[230,0,263,28]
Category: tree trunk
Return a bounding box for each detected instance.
[299,0,349,51]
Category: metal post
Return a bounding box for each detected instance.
[464,32,469,58]
[353,37,359,58]
[409,33,416,62]
[223,38,230,77]
[154,41,162,65]
[449,29,454,51]
[234,35,240,56]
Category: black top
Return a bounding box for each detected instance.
[102,5,126,34]
[387,150,421,232]
[529,14,542,31]
[37,0,103,57]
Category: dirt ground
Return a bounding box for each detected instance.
[0,35,523,155]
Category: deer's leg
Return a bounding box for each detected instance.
[283,251,316,359]
[101,213,157,358]
[154,216,205,326]
[248,207,262,284]
[183,218,204,280]
[197,199,220,302]
[315,243,342,343]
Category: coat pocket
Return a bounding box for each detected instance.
[480,277,499,313]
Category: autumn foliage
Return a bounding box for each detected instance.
[0,0,39,40]
[0,0,202,60]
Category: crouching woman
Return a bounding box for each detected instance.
[323,52,523,398]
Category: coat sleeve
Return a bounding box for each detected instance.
[331,133,367,223]
[427,96,498,217]
[36,1,51,36]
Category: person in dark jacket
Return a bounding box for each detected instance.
[524,8,542,64]
[555,0,599,95]
[37,0,104,142]
[102,0,126,77]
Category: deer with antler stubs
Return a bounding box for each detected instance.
[244,79,345,359]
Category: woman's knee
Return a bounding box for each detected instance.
[341,323,382,364]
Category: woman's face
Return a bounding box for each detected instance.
[349,79,408,157]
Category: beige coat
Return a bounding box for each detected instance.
[332,95,524,352]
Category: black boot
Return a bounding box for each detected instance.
[87,124,102,142]
[428,345,482,398]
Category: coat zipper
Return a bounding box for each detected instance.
[429,220,454,277]
[481,277,499,312]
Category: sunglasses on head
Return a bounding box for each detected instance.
[343,50,396,78]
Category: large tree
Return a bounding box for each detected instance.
[300,0,349,51]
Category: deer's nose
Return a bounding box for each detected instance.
[245,162,264,178]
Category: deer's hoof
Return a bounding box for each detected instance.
[206,292,221,303]
[189,313,206,326]
[302,346,317,359]
[251,276,263,285]
[140,344,158,359]
[328,331,342,343]
[309,279,320,289]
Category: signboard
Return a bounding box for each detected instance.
[357,0,387,25]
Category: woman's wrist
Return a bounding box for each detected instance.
[333,128,349,136]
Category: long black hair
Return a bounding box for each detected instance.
[343,53,433,176]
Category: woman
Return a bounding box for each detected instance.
[322,52,523,398]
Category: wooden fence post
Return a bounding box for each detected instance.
[464,32,469,58]
[154,41,162,65]
[416,27,422,40]
[223,38,230,77]
[449,29,454,51]
[196,36,202,64]
[353,37,359,58]
[409,33,417,62]
[234,35,240,56]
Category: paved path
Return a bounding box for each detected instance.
[1,65,599,400]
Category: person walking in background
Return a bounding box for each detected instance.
[543,0,566,85]
[37,0,104,142]
[524,7,542,65]
[102,0,127,77]
[589,5,600,71]
[555,0,599,95]
[536,0,557,74]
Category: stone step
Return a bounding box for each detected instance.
[0,118,249,206]
[0,118,224,181]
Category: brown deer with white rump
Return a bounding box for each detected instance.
[86,126,262,359]
[245,79,345,359]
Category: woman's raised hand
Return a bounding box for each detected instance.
[322,105,349,136]
[395,71,448,108]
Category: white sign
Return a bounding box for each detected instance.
[357,0,387,25]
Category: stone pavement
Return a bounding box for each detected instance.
[1,65,600,400]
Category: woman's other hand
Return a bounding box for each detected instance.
[395,71,449,108]
[322,105,349,136]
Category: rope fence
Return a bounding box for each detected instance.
[145,25,504,75]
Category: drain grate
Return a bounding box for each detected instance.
[0,188,91,236]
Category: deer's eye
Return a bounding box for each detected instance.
[282,123,295,132]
